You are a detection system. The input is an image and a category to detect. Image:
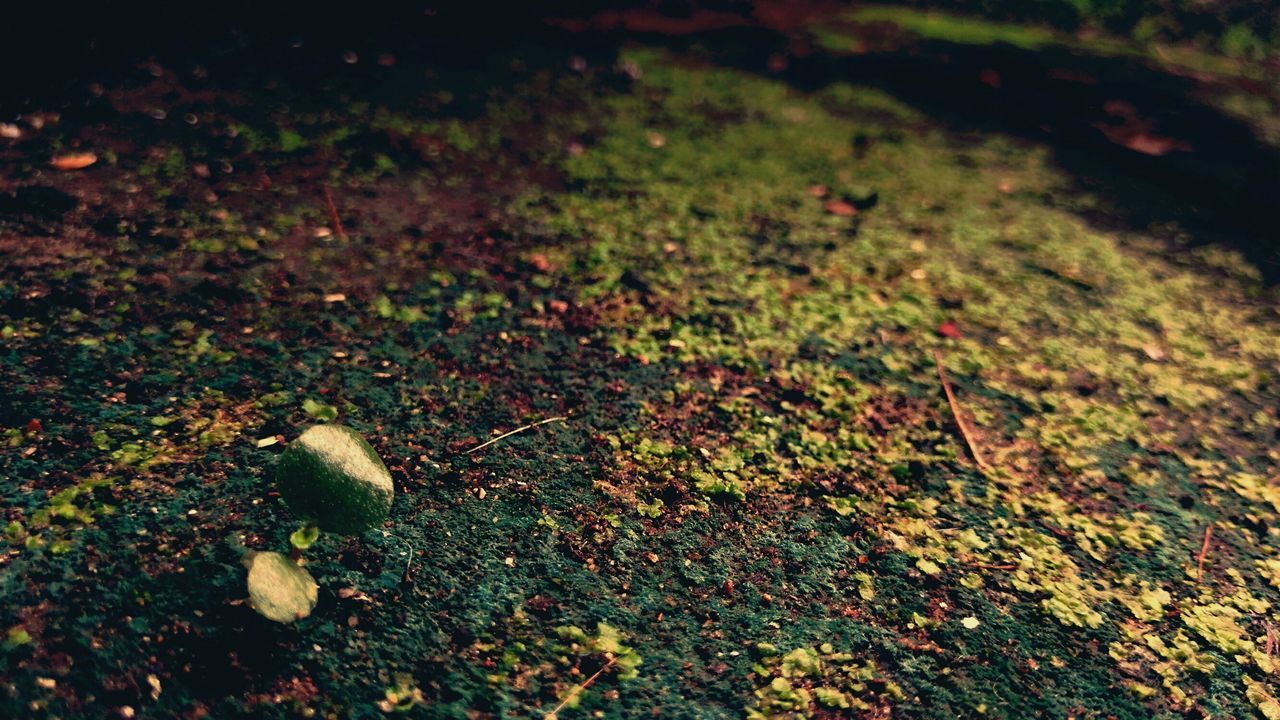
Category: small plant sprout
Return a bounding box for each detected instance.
[289,522,320,560]
[245,424,395,623]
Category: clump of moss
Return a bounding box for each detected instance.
[747,643,904,719]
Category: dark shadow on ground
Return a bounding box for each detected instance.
[3,2,1277,282]
[572,19,1280,283]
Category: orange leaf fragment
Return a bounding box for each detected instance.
[50,153,97,171]
[824,199,857,217]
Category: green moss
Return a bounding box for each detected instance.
[301,398,339,422]
[843,5,1063,51]
[4,10,1279,719]
[748,643,904,718]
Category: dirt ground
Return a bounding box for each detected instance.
[2,4,1280,719]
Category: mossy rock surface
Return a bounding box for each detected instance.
[276,424,394,536]
[244,551,318,623]
[6,8,1280,719]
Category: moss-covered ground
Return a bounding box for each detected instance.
[2,5,1279,719]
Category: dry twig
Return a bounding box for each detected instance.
[544,656,617,720]
[932,350,991,474]
[465,416,568,455]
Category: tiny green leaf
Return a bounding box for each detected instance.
[302,398,338,422]
[290,523,320,551]
[5,626,32,647]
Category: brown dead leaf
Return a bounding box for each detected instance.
[1095,100,1191,157]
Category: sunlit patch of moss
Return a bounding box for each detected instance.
[635,498,663,518]
[451,290,508,325]
[1227,472,1280,514]
[554,623,642,681]
[1182,603,1255,655]
[1019,394,1146,474]
[881,500,953,575]
[830,4,1274,82]
[17,475,118,554]
[1110,621,1215,709]
[747,643,904,719]
[1026,492,1166,561]
[1219,580,1271,616]
[171,322,237,364]
[372,295,427,324]
[467,613,640,714]
[1245,677,1280,720]
[92,427,170,470]
[507,39,1280,716]
[1115,577,1172,622]
[1256,559,1280,591]
[996,524,1105,628]
[841,5,1063,52]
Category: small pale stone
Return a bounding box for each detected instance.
[246,551,318,623]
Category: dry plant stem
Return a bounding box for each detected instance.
[465,416,568,455]
[322,185,347,240]
[543,656,617,720]
[932,350,991,474]
[1196,524,1214,584]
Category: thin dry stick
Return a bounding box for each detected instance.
[543,656,616,720]
[1196,524,1214,584]
[932,350,991,473]
[322,185,347,240]
[465,416,568,455]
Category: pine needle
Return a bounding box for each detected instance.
[933,349,991,474]
[1196,524,1214,584]
[543,656,616,720]
[322,185,347,241]
[465,415,568,455]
